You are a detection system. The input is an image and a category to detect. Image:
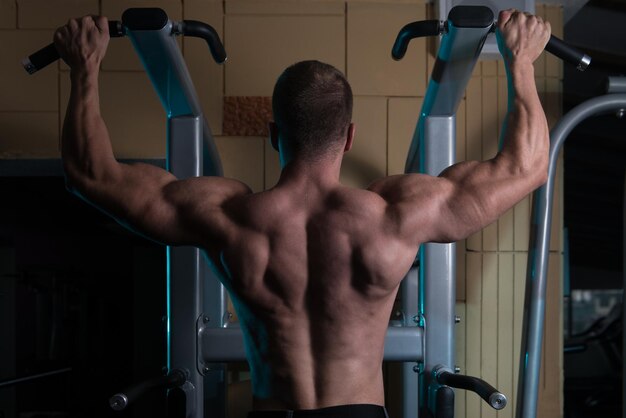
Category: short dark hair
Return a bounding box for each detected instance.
[272,60,353,159]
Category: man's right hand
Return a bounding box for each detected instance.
[496,9,551,67]
[54,15,110,75]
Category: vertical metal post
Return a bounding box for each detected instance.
[401,8,493,415]
[420,116,456,416]
[168,116,204,418]
[402,266,420,418]
[202,261,229,418]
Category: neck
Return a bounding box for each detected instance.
[277,154,343,189]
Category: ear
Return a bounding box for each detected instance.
[344,123,355,153]
[269,121,279,152]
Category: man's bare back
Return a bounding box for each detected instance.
[54,8,551,414]
[215,170,417,409]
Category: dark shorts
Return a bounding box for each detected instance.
[248,404,389,418]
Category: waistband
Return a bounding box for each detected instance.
[248,404,388,418]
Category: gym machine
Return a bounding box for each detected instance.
[23,5,592,418]
[391,5,590,418]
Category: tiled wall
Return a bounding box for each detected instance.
[0,1,564,417]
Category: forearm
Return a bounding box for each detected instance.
[62,69,121,191]
[497,61,550,183]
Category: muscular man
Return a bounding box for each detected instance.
[54,9,550,418]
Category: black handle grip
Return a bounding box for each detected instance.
[391,20,442,61]
[22,20,125,75]
[545,35,591,71]
[109,369,185,411]
[180,20,227,64]
[437,371,507,410]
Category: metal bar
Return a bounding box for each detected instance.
[125,16,222,177]
[403,13,492,416]
[0,367,72,389]
[401,266,420,418]
[198,326,424,363]
[516,94,626,418]
[167,116,204,418]
[420,116,456,418]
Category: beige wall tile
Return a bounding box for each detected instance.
[264,138,280,189]
[514,195,531,251]
[550,151,563,252]
[482,77,499,251]
[499,208,515,252]
[61,72,167,158]
[226,0,345,15]
[387,97,421,176]
[538,252,563,417]
[225,15,345,97]
[456,99,466,163]
[184,0,224,135]
[481,253,498,418]
[465,77,482,250]
[454,302,466,418]
[223,97,271,136]
[0,112,59,157]
[347,2,426,96]
[17,0,98,29]
[498,253,515,418]
[464,251,481,417]
[342,96,387,187]
[101,1,183,71]
[215,136,265,192]
[0,30,57,111]
[513,252,528,406]
[545,5,563,79]
[456,240,466,301]
[1,0,17,28]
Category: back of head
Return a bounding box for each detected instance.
[272,61,353,159]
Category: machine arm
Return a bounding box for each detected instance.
[22,9,227,74]
[392,9,591,71]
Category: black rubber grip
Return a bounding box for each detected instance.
[181,20,227,64]
[109,369,185,411]
[448,5,493,28]
[437,371,507,410]
[545,35,591,71]
[392,20,441,61]
[435,385,455,418]
[22,20,124,75]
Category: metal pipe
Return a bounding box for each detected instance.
[0,367,72,389]
[516,94,626,418]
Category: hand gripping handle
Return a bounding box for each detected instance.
[391,20,443,60]
[22,20,124,75]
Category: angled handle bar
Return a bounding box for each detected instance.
[109,369,186,411]
[22,8,227,75]
[437,369,507,410]
[391,20,443,61]
[22,20,124,75]
[178,20,227,64]
[392,18,591,71]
